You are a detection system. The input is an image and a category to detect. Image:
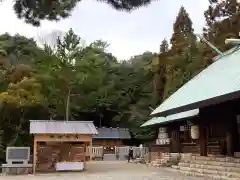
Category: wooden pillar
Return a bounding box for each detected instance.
[236,117,240,152]
[226,120,235,157]
[89,140,92,161]
[226,131,233,156]
[224,109,239,157]
[33,136,38,174]
[171,128,181,153]
[83,142,86,170]
[199,124,207,156]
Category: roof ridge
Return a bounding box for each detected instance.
[213,46,240,62]
[96,127,129,130]
[30,120,94,123]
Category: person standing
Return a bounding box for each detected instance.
[128,146,133,162]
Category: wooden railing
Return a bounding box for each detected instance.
[115,146,149,157]
[87,146,104,158]
[87,146,149,160]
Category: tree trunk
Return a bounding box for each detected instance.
[66,88,71,121]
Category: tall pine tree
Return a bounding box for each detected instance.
[164,6,199,99]
[152,39,169,104]
[170,6,195,53]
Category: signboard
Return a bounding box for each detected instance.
[6,147,30,162]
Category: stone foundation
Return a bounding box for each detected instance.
[150,153,181,167]
[171,153,240,180]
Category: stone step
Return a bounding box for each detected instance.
[178,162,240,173]
[178,166,240,179]
[156,158,169,163]
[192,156,240,163]
[181,159,240,168]
[168,167,239,180]
[151,162,162,167]
[151,157,171,167]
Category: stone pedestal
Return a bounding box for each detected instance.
[156,127,170,145]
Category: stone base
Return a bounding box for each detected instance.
[170,153,240,180]
[2,167,32,175]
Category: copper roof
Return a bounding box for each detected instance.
[151,46,240,116]
[141,109,199,127]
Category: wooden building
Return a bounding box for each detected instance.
[142,46,240,160]
[92,127,131,154]
[29,120,98,173]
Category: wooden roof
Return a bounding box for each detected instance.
[30,120,98,135]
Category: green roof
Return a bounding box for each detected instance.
[141,109,199,127]
[151,46,240,116]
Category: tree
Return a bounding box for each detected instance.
[13,0,154,26]
[152,39,169,105]
[0,21,219,148]
[203,0,240,55]
[159,39,169,53]
[164,6,198,99]
[0,34,46,150]
[37,29,119,123]
[170,6,194,52]
[37,29,88,120]
[111,52,155,139]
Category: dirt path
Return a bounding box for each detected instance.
[0,161,205,180]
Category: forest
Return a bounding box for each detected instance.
[0,0,239,158]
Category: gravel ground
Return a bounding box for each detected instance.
[0,161,205,180]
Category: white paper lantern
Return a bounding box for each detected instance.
[191,125,200,139]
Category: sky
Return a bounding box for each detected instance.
[0,0,209,60]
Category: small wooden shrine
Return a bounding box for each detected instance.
[92,127,131,154]
[30,120,98,173]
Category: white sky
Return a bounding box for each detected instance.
[0,0,209,59]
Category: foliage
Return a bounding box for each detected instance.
[162,7,203,99]
[0,2,236,150]
[203,0,240,57]
[13,0,154,26]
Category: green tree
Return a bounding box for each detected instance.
[0,34,46,150]
[203,0,240,56]
[152,39,169,105]
[37,29,88,120]
[0,29,158,147]
[111,52,155,139]
[164,6,198,99]
[170,6,194,52]
[13,0,154,26]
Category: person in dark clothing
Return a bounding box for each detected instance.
[128,146,133,162]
